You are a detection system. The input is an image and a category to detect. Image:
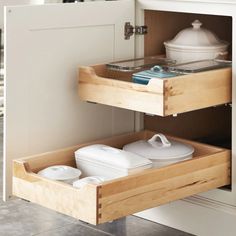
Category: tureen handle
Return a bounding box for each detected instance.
[192,20,202,29]
[148,134,171,147]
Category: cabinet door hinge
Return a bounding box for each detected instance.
[124,22,148,40]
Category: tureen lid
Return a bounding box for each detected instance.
[123,134,194,161]
[164,20,228,49]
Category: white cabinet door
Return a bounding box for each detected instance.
[4,0,135,200]
[0,1,44,34]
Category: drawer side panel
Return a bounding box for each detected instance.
[78,66,165,116]
[13,161,98,225]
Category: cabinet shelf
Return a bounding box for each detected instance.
[78,64,232,116]
[13,130,230,225]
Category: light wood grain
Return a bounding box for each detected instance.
[78,64,231,116]
[79,65,165,115]
[98,161,229,223]
[13,130,231,224]
[98,149,230,223]
[163,68,232,116]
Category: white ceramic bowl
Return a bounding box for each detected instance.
[73,176,106,189]
[38,165,82,184]
[164,20,229,63]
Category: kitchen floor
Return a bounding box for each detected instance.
[0,118,194,236]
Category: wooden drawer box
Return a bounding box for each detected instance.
[13,130,230,225]
[78,64,232,116]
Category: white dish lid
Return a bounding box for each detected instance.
[38,165,82,181]
[164,20,229,50]
[123,134,194,161]
[75,144,152,170]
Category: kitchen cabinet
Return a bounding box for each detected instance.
[4,0,236,235]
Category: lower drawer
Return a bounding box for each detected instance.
[13,130,230,225]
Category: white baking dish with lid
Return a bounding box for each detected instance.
[123,134,194,168]
[164,20,229,63]
[75,144,152,180]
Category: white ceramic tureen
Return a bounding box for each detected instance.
[123,134,194,168]
[164,20,229,63]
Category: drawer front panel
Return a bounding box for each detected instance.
[98,151,230,223]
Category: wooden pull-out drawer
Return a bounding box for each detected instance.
[13,130,230,225]
[78,64,231,116]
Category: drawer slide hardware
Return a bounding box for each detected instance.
[124,22,148,40]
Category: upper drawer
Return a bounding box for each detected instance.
[13,130,230,225]
[78,64,232,116]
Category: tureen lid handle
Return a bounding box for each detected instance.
[148,134,171,147]
[192,20,202,29]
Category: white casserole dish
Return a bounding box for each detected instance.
[164,20,229,63]
[123,134,194,168]
[75,144,152,180]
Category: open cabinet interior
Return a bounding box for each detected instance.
[143,10,232,148]
[144,10,232,57]
[143,10,232,189]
